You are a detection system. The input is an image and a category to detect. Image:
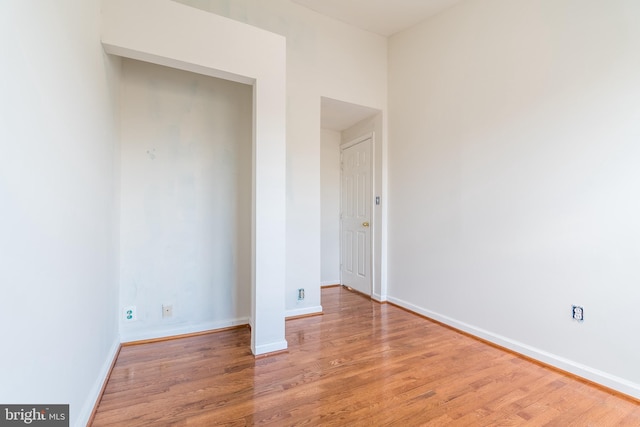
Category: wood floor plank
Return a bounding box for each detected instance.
[91,287,639,426]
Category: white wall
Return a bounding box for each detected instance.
[175,0,388,316]
[119,59,252,341]
[320,129,341,285]
[0,1,120,425]
[388,0,640,397]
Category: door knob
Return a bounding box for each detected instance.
[362,222,370,227]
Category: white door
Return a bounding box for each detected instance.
[341,138,372,295]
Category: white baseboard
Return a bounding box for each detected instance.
[120,318,249,343]
[286,305,323,318]
[372,293,386,302]
[252,339,288,356]
[76,337,120,427]
[387,295,640,400]
[321,280,340,287]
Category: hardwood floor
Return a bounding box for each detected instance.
[92,287,640,426]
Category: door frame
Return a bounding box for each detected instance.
[340,132,375,296]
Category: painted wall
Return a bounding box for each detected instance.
[119,59,252,341]
[320,129,341,285]
[388,0,640,397]
[0,1,120,425]
[175,0,388,316]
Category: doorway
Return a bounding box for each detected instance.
[320,97,382,300]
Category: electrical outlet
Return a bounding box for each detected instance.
[572,305,584,322]
[297,288,305,301]
[162,304,173,318]
[124,306,137,322]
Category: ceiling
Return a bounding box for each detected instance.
[292,0,464,37]
[321,97,379,132]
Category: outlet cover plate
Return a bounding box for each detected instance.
[162,304,173,318]
[572,305,584,322]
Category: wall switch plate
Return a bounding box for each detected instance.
[572,305,584,322]
[162,304,173,318]
[124,306,137,322]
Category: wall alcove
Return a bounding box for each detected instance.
[103,0,287,355]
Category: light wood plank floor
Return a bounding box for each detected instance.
[92,287,640,426]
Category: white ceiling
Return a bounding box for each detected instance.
[321,97,379,132]
[292,0,464,37]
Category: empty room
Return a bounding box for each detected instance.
[1,0,639,426]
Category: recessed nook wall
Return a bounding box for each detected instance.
[119,59,252,341]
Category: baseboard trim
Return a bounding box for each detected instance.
[286,311,323,320]
[285,305,323,319]
[387,295,640,402]
[79,337,121,427]
[321,281,340,287]
[120,318,249,344]
[252,339,288,356]
[372,293,387,303]
[255,348,289,359]
[123,324,250,347]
